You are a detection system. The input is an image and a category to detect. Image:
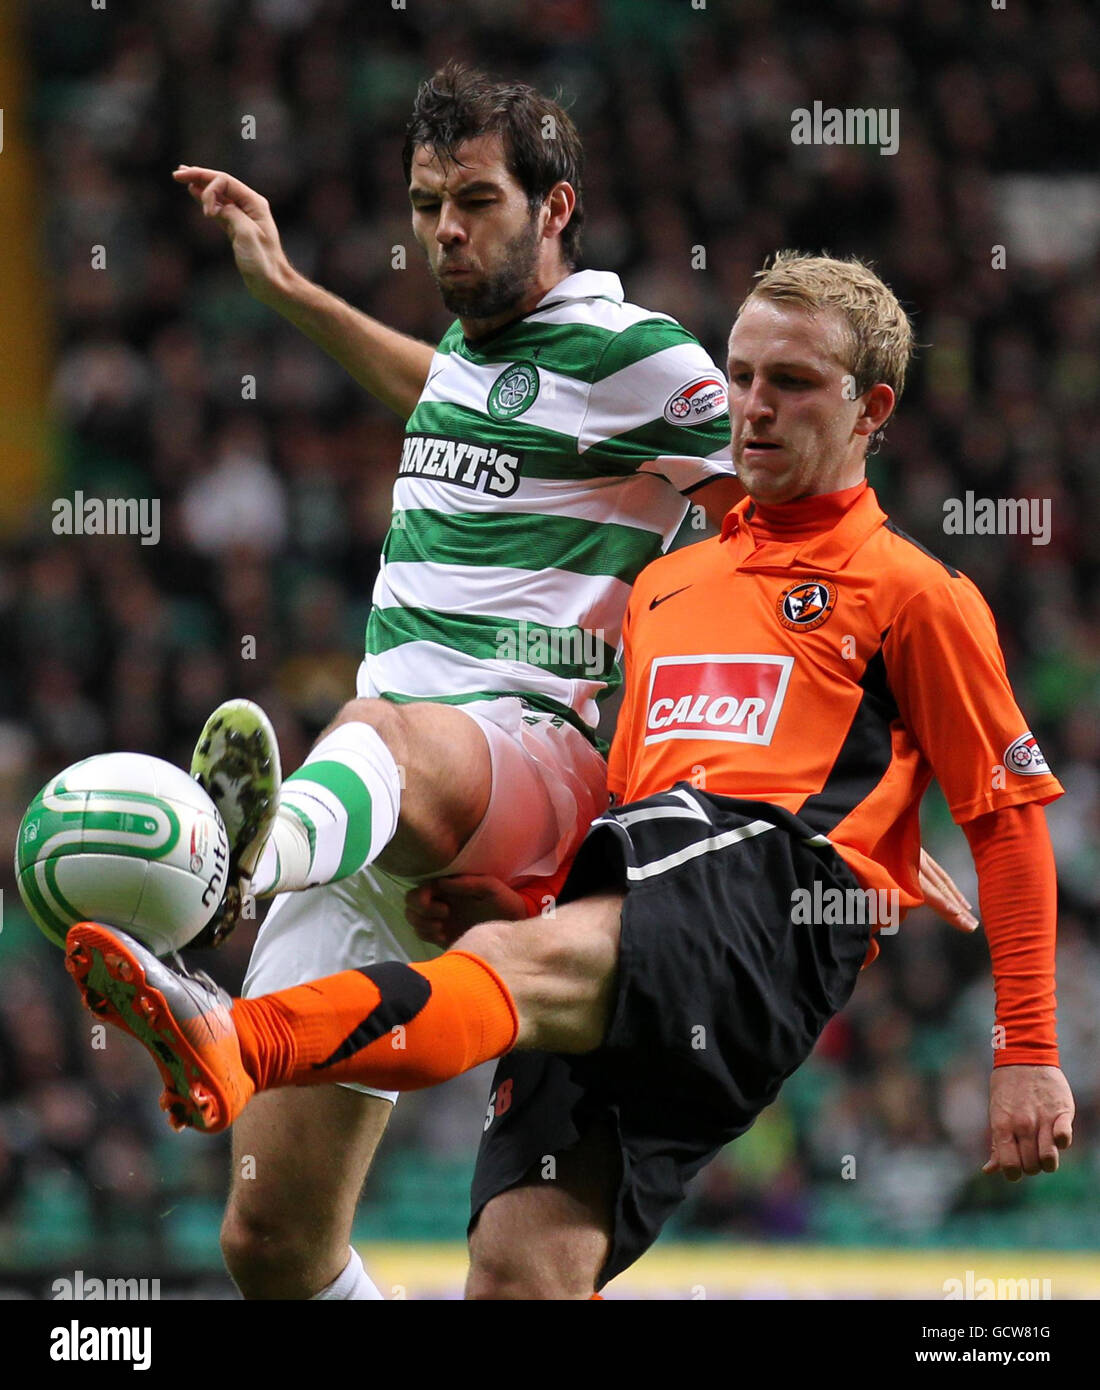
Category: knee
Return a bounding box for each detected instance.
[466,1250,586,1301]
[220,1202,324,1296]
[466,1216,600,1301]
[329,697,406,751]
[465,1266,528,1300]
[219,1203,286,1278]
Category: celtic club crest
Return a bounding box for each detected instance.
[487,363,540,420]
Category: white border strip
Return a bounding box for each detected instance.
[626,819,775,881]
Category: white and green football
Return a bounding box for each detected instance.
[16,753,230,956]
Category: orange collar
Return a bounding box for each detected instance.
[720,482,888,572]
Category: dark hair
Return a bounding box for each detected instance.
[402,61,585,267]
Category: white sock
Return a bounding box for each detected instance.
[252,722,402,895]
[310,1246,385,1301]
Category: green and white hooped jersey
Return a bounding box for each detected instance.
[360,270,734,738]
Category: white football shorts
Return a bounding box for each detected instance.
[242,697,609,1101]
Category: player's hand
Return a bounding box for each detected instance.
[173,165,292,304]
[983,1064,1074,1181]
[405,874,528,948]
[919,848,978,932]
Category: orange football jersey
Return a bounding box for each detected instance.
[608,482,1064,909]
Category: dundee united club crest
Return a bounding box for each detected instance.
[487,363,540,420]
[777,578,837,632]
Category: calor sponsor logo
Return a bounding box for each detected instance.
[644,654,794,746]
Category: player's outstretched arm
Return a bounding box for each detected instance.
[960,801,1072,1180]
[173,165,435,419]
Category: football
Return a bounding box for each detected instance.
[16,753,230,956]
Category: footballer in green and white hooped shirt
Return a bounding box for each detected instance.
[368,268,731,733]
[175,64,740,1300]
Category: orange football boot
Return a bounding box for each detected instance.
[66,922,254,1133]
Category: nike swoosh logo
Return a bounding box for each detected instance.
[649,586,692,610]
[312,962,431,1070]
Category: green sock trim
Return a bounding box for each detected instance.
[285,760,373,879]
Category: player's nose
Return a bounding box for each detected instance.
[744,383,776,423]
[435,200,466,244]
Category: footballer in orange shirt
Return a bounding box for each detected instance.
[67,253,1073,1300]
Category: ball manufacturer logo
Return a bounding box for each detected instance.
[200,821,230,909]
[777,579,836,632]
[1004,732,1050,776]
[663,376,728,427]
[487,363,540,421]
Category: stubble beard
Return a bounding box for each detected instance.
[434,215,542,320]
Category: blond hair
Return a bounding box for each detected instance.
[738,251,915,405]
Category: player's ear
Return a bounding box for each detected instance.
[854,382,895,438]
[543,181,575,240]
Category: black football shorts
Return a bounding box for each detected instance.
[469,783,873,1287]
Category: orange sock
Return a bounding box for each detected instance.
[231,952,518,1093]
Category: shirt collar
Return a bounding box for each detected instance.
[720,481,888,571]
[534,269,625,310]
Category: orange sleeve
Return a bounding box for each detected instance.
[512,856,579,919]
[885,576,1064,824]
[962,802,1059,1067]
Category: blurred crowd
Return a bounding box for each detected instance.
[1,0,1098,1282]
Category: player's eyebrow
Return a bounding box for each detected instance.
[409,180,504,203]
[727,357,826,375]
